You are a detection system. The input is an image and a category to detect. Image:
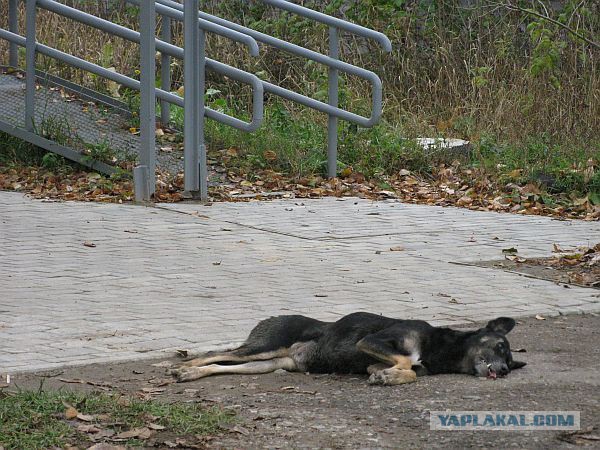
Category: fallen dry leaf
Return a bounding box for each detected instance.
[77,413,95,422]
[148,378,174,387]
[83,241,96,248]
[535,314,546,320]
[151,361,173,368]
[263,150,277,161]
[390,245,405,252]
[141,387,166,394]
[87,444,126,450]
[77,424,101,433]
[116,396,131,407]
[65,406,78,419]
[114,427,154,440]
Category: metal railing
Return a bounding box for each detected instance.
[1,0,390,201]
[156,0,392,178]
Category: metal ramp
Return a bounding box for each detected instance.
[0,0,391,201]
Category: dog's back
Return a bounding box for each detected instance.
[235,315,328,356]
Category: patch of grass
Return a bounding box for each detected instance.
[0,132,44,167]
[201,98,597,199]
[84,138,117,165]
[0,131,73,173]
[37,115,83,150]
[0,388,232,450]
[472,135,599,196]
[201,98,434,179]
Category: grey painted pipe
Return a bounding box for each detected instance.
[139,0,156,195]
[156,0,384,127]
[25,0,36,132]
[39,0,380,127]
[160,16,172,126]
[0,28,263,132]
[29,1,264,132]
[125,0,259,56]
[8,0,18,67]
[260,0,392,52]
[37,0,259,57]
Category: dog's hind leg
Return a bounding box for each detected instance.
[174,357,297,382]
[178,348,289,368]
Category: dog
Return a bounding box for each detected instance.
[170,312,526,385]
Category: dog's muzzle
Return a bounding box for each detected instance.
[486,362,509,379]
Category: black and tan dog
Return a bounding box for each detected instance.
[170,312,526,385]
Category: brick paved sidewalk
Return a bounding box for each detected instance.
[1,192,598,373]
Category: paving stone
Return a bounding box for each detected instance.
[0,192,598,373]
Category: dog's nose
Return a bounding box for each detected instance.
[499,364,509,376]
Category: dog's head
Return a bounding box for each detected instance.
[463,317,526,379]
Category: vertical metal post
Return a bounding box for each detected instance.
[25,0,36,132]
[198,28,208,201]
[327,26,339,178]
[138,0,156,199]
[160,14,171,126]
[184,0,199,194]
[9,0,19,67]
[183,0,207,200]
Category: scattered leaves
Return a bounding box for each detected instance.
[528,243,600,287]
[2,150,599,223]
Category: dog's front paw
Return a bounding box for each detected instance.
[169,367,204,382]
[368,368,417,386]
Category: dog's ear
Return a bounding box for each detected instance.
[509,360,527,370]
[485,317,516,335]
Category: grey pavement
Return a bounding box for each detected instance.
[1,191,599,374]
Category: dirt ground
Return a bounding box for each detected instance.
[7,313,600,449]
[477,254,599,290]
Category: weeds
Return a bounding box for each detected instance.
[83,138,117,165]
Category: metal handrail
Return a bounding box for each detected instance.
[155,0,391,178]
[2,0,390,199]
[34,0,264,133]
[0,28,262,132]
[259,0,392,52]
[156,0,387,128]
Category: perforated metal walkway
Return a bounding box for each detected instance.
[0,71,186,175]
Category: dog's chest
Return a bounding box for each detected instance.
[409,352,422,366]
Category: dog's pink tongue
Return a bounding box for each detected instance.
[487,369,497,380]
